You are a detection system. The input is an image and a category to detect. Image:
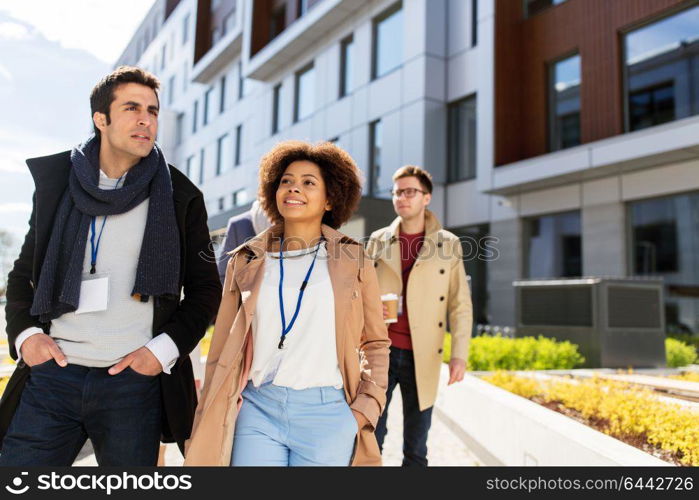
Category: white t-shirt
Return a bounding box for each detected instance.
[249,242,343,389]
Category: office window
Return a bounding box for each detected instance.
[218,197,225,212]
[182,61,189,92]
[272,83,282,135]
[372,3,403,79]
[549,54,581,151]
[369,120,382,196]
[182,13,190,45]
[624,5,699,132]
[471,0,478,47]
[339,35,354,98]
[232,188,248,207]
[175,113,184,145]
[235,124,242,166]
[185,154,194,178]
[204,87,213,126]
[525,211,581,279]
[448,95,477,182]
[630,192,699,334]
[198,148,205,185]
[236,60,244,100]
[219,75,227,113]
[525,0,567,18]
[270,4,286,40]
[161,44,167,70]
[192,100,198,134]
[294,63,315,122]
[297,0,308,18]
[222,3,237,36]
[216,133,232,176]
[167,75,176,106]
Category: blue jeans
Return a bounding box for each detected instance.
[231,382,357,466]
[375,347,434,466]
[0,359,161,466]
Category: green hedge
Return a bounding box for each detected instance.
[443,334,698,370]
[666,337,698,368]
[443,333,585,370]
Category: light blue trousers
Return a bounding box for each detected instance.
[231,381,358,466]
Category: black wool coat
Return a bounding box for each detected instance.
[1,150,222,452]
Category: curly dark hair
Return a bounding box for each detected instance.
[258,140,363,229]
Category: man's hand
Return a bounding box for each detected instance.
[20,333,67,367]
[351,409,369,433]
[108,346,162,376]
[448,358,466,385]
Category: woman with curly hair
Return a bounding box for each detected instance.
[184,140,390,466]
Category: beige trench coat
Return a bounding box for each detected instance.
[366,210,473,411]
[184,223,390,466]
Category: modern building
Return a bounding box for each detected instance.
[117,0,699,336]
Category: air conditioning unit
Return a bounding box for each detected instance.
[514,277,666,368]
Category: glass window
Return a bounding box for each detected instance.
[624,5,699,132]
[216,133,232,176]
[272,83,282,135]
[185,155,194,178]
[238,60,245,100]
[182,13,190,45]
[182,60,189,92]
[525,0,568,18]
[204,87,213,126]
[218,197,225,212]
[192,100,198,134]
[176,113,184,145]
[372,3,403,79]
[161,44,167,70]
[630,192,699,334]
[297,0,309,18]
[339,35,354,98]
[223,4,237,36]
[525,211,582,279]
[549,54,581,151]
[448,95,477,182]
[294,63,315,122]
[233,188,248,207]
[167,75,176,106]
[219,75,227,113]
[198,148,205,185]
[369,120,382,197]
[270,4,286,40]
[471,0,478,47]
[235,124,242,166]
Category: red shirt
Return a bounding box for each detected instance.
[388,231,425,350]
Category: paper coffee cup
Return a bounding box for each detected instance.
[381,293,399,324]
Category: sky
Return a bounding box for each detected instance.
[0,0,156,248]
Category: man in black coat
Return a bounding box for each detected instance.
[0,66,221,465]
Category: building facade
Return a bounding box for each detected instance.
[117,0,699,335]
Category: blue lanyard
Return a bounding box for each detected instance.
[277,238,322,349]
[89,174,124,274]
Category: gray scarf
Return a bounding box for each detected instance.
[31,135,181,322]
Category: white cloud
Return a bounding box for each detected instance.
[0,203,31,214]
[0,20,31,40]
[0,0,157,64]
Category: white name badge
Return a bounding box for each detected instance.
[75,276,110,314]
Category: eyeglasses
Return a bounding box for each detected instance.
[391,188,428,199]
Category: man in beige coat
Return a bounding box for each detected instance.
[367,165,472,466]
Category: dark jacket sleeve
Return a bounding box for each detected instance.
[160,194,222,359]
[5,193,45,360]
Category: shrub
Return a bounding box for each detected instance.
[442,333,585,370]
[483,371,699,466]
[666,338,698,368]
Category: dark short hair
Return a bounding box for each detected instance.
[392,165,433,194]
[90,66,160,137]
[258,141,363,229]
